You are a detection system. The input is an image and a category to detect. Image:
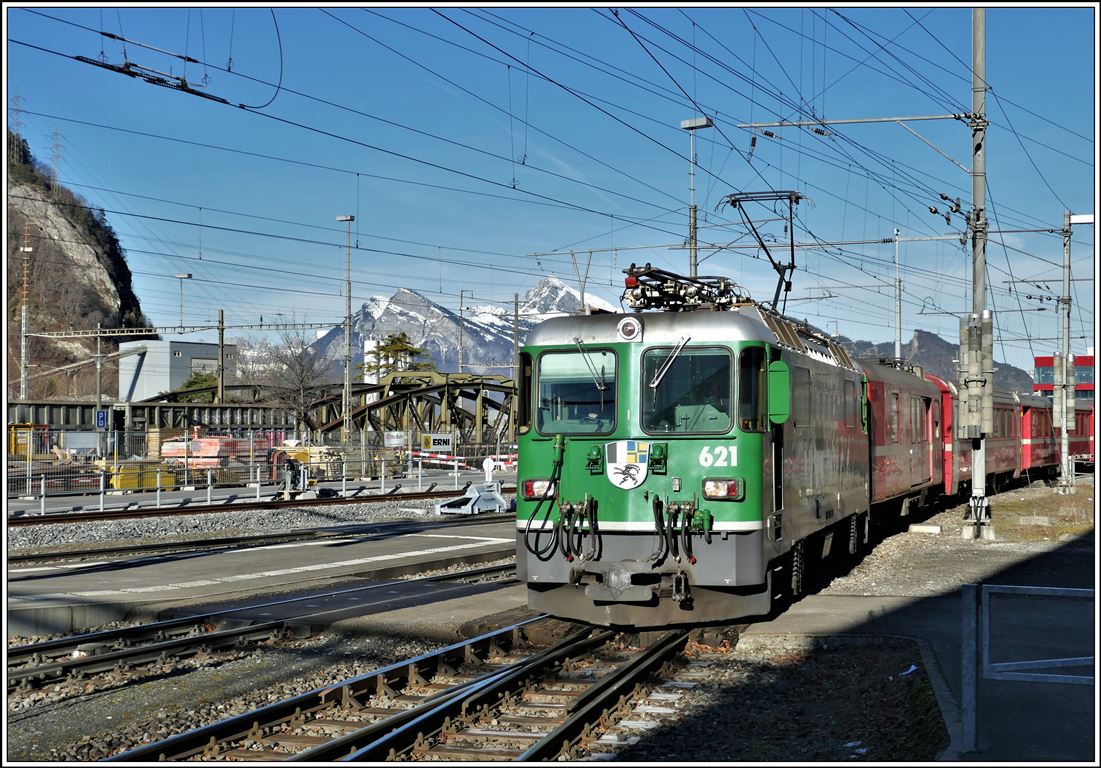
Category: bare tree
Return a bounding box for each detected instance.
[253,329,335,439]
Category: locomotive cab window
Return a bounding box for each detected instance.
[536,349,616,435]
[517,353,533,435]
[737,346,767,432]
[641,347,731,434]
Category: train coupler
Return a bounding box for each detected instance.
[672,570,692,607]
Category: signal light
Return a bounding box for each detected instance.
[522,479,555,499]
[625,275,639,288]
[702,478,744,500]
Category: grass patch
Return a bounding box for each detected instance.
[904,669,950,759]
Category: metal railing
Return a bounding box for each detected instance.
[960,583,1095,753]
[6,426,516,507]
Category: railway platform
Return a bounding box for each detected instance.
[742,532,1095,762]
[6,518,517,638]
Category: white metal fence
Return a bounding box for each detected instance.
[960,583,1095,753]
[6,426,517,502]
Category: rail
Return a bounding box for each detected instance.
[9,564,517,692]
[105,616,553,761]
[7,487,516,527]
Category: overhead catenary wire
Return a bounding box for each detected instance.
[10,8,1092,367]
[612,10,961,237]
[15,10,1030,249]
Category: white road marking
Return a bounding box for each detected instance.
[11,533,511,575]
[12,561,110,574]
[63,537,513,598]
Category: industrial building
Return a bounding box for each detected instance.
[1033,350,1095,403]
[118,340,237,402]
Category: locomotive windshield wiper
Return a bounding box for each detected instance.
[573,337,606,392]
[650,336,691,389]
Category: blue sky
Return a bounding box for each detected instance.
[5,3,1097,373]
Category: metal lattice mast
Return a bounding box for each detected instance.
[10,95,24,165]
[49,128,61,198]
[19,221,33,399]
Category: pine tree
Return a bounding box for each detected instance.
[361,332,434,379]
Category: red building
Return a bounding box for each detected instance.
[1033,354,1095,404]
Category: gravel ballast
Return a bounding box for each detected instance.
[6,498,476,553]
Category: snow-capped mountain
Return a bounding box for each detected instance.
[520,277,619,318]
[311,277,620,376]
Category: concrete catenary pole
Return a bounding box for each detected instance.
[1058,211,1074,493]
[967,8,992,534]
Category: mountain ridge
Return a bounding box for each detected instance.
[309,280,1037,393]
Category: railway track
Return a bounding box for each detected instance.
[7,564,516,694]
[6,485,517,527]
[8,512,515,565]
[105,617,703,762]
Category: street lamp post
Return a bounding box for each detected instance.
[458,289,472,374]
[175,273,192,327]
[680,116,714,278]
[337,215,355,446]
[894,228,902,363]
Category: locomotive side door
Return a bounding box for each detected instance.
[766,353,791,543]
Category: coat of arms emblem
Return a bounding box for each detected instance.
[606,440,648,489]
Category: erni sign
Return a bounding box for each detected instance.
[421,433,453,452]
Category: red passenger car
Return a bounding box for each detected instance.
[1067,403,1095,465]
[864,362,943,510]
[932,385,1026,495]
[925,374,962,495]
[954,391,1022,492]
[1019,393,1058,481]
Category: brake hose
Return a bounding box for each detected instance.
[683,508,697,565]
[524,434,565,561]
[562,504,575,562]
[668,506,680,562]
[651,496,667,564]
[585,496,600,561]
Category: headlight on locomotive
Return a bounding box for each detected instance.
[522,479,556,500]
[702,477,745,501]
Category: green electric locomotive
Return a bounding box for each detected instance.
[516,265,870,628]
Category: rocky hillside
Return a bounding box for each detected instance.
[7,130,155,400]
[838,328,1035,394]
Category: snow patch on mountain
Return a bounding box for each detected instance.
[365,295,390,319]
[520,277,619,318]
[308,277,622,376]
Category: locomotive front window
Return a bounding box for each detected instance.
[536,349,616,435]
[641,347,732,434]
